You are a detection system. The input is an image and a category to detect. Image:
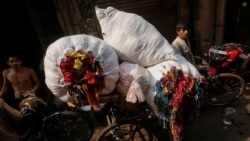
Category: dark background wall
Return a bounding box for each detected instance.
[0,0,41,70]
[0,0,56,99]
[224,0,250,44]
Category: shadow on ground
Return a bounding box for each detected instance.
[183,84,250,141]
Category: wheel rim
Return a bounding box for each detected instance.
[43,111,93,141]
[208,73,245,106]
[97,122,157,141]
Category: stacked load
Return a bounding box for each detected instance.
[44,6,206,141]
[95,6,205,141]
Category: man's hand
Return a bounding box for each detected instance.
[23,91,35,97]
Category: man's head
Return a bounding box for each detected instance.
[176,21,189,39]
[6,54,23,69]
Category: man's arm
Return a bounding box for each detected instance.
[0,70,9,98]
[29,68,41,94]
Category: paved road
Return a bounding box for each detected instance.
[183,83,250,141]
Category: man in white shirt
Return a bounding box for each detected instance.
[172,21,195,65]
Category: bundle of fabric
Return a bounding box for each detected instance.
[95,6,177,67]
[154,67,204,141]
[146,55,203,115]
[116,62,149,103]
[145,55,206,141]
[44,34,119,109]
[19,96,47,114]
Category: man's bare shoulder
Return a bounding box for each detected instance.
[2,68,11,75]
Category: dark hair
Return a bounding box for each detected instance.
[4,51,23,62]
[176,21,189,31]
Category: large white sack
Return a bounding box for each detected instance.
[44,34,120,102]
[116,62,149,103]
[95,6,177,67]
[147,54,202,81]
[145,54,203,117]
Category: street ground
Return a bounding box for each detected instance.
[183,83,250,141]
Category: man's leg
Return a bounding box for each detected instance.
[0,99,22,120]
[0,99,20,141]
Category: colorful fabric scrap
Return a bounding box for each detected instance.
[154,67,204,141]
[59,50,104,110]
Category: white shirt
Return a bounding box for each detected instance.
[172,36,195,65]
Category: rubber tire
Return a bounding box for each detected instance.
[95,120,159,141]
[42,110,94,141]
[207,73,245,106]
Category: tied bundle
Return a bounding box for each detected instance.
[19,96,47,114]
[59,50,104,110]
[154,67,204,141]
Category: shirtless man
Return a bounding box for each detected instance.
[0,54,41,110]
